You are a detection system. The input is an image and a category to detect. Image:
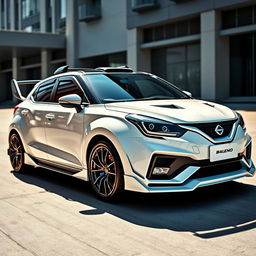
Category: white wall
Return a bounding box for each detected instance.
[78,0,127,59]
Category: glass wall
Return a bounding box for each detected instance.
[21,0,40,32]
[80,52,126,68]
[56,0,66,32]
[230,33,256,96]
[152,43,201,98]
[143,17,200,43]
[21,0,39,19]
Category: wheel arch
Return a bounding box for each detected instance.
[83,129,133,177]
[9,128,24,148]
[83,116,134,176]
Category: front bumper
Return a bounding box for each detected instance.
[124,158,255,192]
[120,125,255,192]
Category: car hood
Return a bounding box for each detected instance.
[104,99,237,123]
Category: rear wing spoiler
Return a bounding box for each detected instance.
[11,79,41,101]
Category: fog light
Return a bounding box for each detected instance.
[152,167,170,175]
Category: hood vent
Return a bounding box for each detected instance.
[203,102,215,108]
[152,104,184,109]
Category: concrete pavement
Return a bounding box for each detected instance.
[0,107,256,256]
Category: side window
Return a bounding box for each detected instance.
[53,78,85,103]
[32,79,55,102]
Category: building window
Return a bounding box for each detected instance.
[23,23,40,32]
[230,33,256,96]
[222,5,256,29]
[78,0,101,22]
[80,52,126,68]
[21,0,39,19]
[143,17,200,43]
[21,0,40,32]
[0,0,4,29]
[56,0,66,32]
[60,0,66,19]
[152,43,200,98]
[132,0,159,12]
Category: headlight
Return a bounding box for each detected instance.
[126,114,186,137]
[236,112,245,129]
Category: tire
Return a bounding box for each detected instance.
[9,133,27,173]
[88,140,124,201]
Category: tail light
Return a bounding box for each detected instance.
[13,105,19,115]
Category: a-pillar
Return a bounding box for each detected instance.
[66,0,80,67]
[127,28,151,72]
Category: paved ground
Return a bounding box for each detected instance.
[0,107,256,256]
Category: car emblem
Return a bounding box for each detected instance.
[215,125,224,136]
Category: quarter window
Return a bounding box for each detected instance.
[32,79,55,102]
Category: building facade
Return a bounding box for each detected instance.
[0,0,256,103]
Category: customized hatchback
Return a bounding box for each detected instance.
[8,65,255,200]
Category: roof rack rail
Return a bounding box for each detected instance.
[54,65,134,75]
[53,65,98,75]
[96,66,133,72]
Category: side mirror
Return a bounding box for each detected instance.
[183,90,192,98]
[58,94,83,112]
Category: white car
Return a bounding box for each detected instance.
[8,65,255,201]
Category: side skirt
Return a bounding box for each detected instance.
[28,154,87,180]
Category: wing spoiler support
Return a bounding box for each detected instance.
[11,79,40,101]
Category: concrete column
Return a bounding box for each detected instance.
[66,0,80,67]
[127,28,151,72]
[12,48,21,80]
[41,49,51,79]
[10,0,15,30]
[40,2,52,79]
[18,0,22,30]
[201,10,217,101]
[4,0,7,29]
[12,48,21,102]
[40,0,48,32]
[201,10,229,101]
[51,0,57,33]
[0,0,2,29]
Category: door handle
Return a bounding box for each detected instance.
[21,109,29,116]
[45,113,55,121]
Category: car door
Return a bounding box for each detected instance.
[44,76,87,170]
[25,78,57,160]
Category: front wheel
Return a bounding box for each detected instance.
[88,141,124,201]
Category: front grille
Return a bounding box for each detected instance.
[189,160,243,179]
[190,120,236,139]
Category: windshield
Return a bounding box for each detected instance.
[85,73,190,103]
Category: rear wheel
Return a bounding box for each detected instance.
[9,133,26,172]
[88,141,124,201]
